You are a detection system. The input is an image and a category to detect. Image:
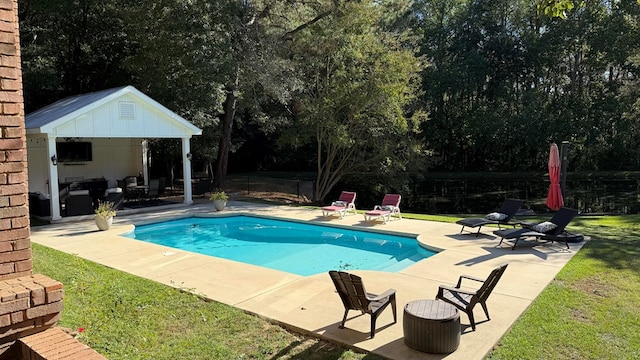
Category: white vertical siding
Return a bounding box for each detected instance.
[49,93,193,138]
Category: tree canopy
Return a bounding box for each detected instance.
[19,0,640,201]
[282,0,424,200]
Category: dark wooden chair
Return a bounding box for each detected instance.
[328,270,397,338]
[436,263,508,331]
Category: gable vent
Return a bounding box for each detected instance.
[119,102,135,119]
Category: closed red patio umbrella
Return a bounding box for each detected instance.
[546,143,564,211]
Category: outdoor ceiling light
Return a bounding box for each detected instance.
[186,152,193,161]
[50,154,57,166]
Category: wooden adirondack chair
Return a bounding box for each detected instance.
[436,263,508,331]
[329,271,397,338]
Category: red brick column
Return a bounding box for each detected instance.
[0,0,32,280]
[0,274,63,337]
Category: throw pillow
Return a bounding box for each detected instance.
[485,212,508,221]
[532,221,557,233]
[380,205,395,211]
[333,201,347,207]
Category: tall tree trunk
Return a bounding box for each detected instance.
[214,70,239,189]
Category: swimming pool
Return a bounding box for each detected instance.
[122,215,436,276]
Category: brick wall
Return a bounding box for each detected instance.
[0,274,66,358]
[0,0,32,280]
[0,275,62,342]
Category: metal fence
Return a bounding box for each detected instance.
[211,172,639,214]
[410,176,640,215]
[223,175,314,203]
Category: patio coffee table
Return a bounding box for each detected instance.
[403,299,460,353]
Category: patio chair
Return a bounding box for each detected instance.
[122,176,139,202]
[328,270,397,338]
[145,179,160,202]
[64,176,84,183]
[363,194,402,224]
[65,189,93,216]
[493,207,579,250]
[456,198,524,236]
[105,187,124,210]
[125,176,137,188]
[29,192,51,217]
[193,178,212,197]
[322,191,357,218]
[158,177,166,197]
[436,263,508,331]
[58,186,69,212]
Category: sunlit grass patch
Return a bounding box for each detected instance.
[32,243,381,360]
[488,215,640,360]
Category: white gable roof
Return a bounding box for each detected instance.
[25,86,202,138]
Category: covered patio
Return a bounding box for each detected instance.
[25,86,202,221]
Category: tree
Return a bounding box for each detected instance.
[537,0,575,19]
[284,0,424,201]
[193,0,303,188]
[121,0,300,185]
[413,0,640,172]
[19,0,134,112]
[19,0,640,180]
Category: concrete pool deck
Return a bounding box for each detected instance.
[30,200,586,359]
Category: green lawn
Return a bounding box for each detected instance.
[487,215,640,359]
[32,243,378,360]
[32,212,640,359]
[404,213,640,358]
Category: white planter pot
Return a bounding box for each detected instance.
[95,216,113,231]
[212,199,227,211]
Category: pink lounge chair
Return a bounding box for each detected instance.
[322,191,357,218]
[364,194,402,224]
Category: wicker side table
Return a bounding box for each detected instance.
[403,299,460,353]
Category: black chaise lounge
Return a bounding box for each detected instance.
[436,263,508,331]
[456,199,524,236]
[328,270,397,338]
[493,207,579,250]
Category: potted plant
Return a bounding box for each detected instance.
[94,200,117,230]
[210,191,229,211]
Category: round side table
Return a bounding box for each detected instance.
[403,299,460,353]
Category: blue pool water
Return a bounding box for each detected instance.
[122,215,436,276]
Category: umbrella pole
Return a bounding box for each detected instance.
[560,141,570,199]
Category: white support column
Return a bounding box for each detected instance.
[141,139,149,185]
[47,136,62,221]
[182,137,193,204]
